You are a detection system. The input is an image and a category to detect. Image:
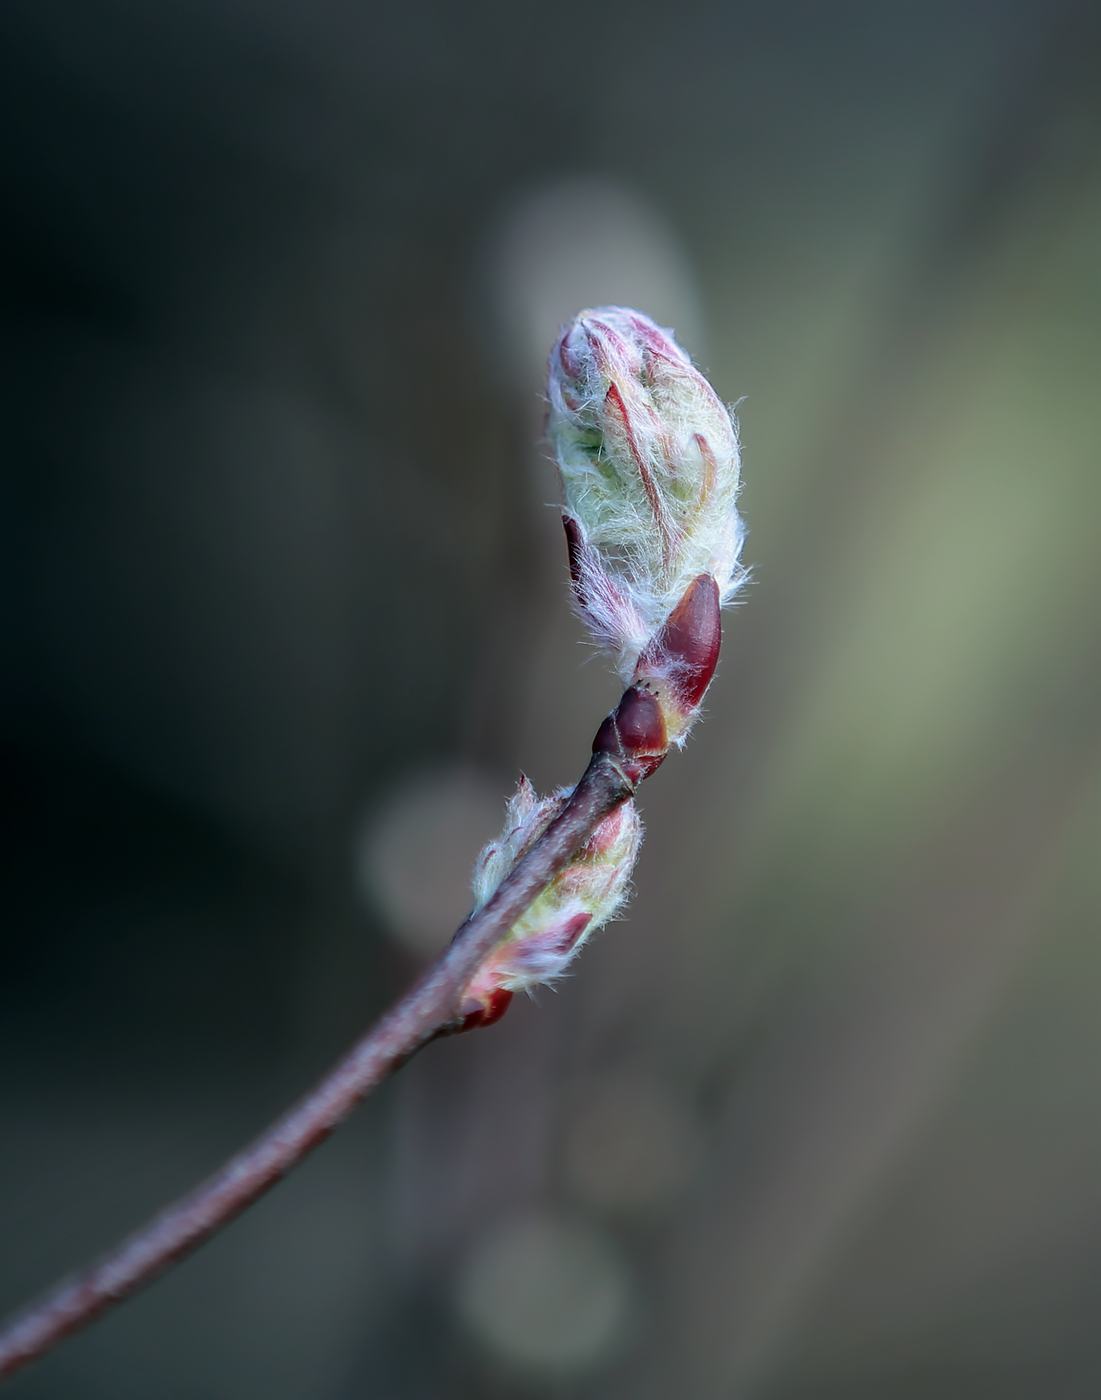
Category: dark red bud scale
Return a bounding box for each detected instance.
[642,573,721,711]
[593,686,668,783]
[562,514,587,601]
[457,988,514,1033]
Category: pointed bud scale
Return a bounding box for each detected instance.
[548,307,746,740]
[635,572,722,742]
[592,686,667,783]
[457,988,514,1033]
[462,776,643,1008]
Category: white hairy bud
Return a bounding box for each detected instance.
[548,307,746,688]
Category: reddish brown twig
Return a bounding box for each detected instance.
[0,749,636,1385]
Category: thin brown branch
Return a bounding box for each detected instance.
[0,749,635,1385]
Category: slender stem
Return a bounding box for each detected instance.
[0,750,635,1385]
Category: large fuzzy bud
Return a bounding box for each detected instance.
[548,307,746,742]
[460,776,642,1020]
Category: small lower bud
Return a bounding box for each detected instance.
[467,777,643,996]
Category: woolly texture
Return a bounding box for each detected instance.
[548,307,746,683]
[464,776,642,999]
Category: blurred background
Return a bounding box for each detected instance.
[3,0,1101,1396]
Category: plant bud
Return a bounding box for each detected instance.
[461,776,642,1010]
[548,307,746,740]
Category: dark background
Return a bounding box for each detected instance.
[4,1,1101,1396]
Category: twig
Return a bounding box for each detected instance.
[0,750,635,1384]
[1,303,747,1384]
